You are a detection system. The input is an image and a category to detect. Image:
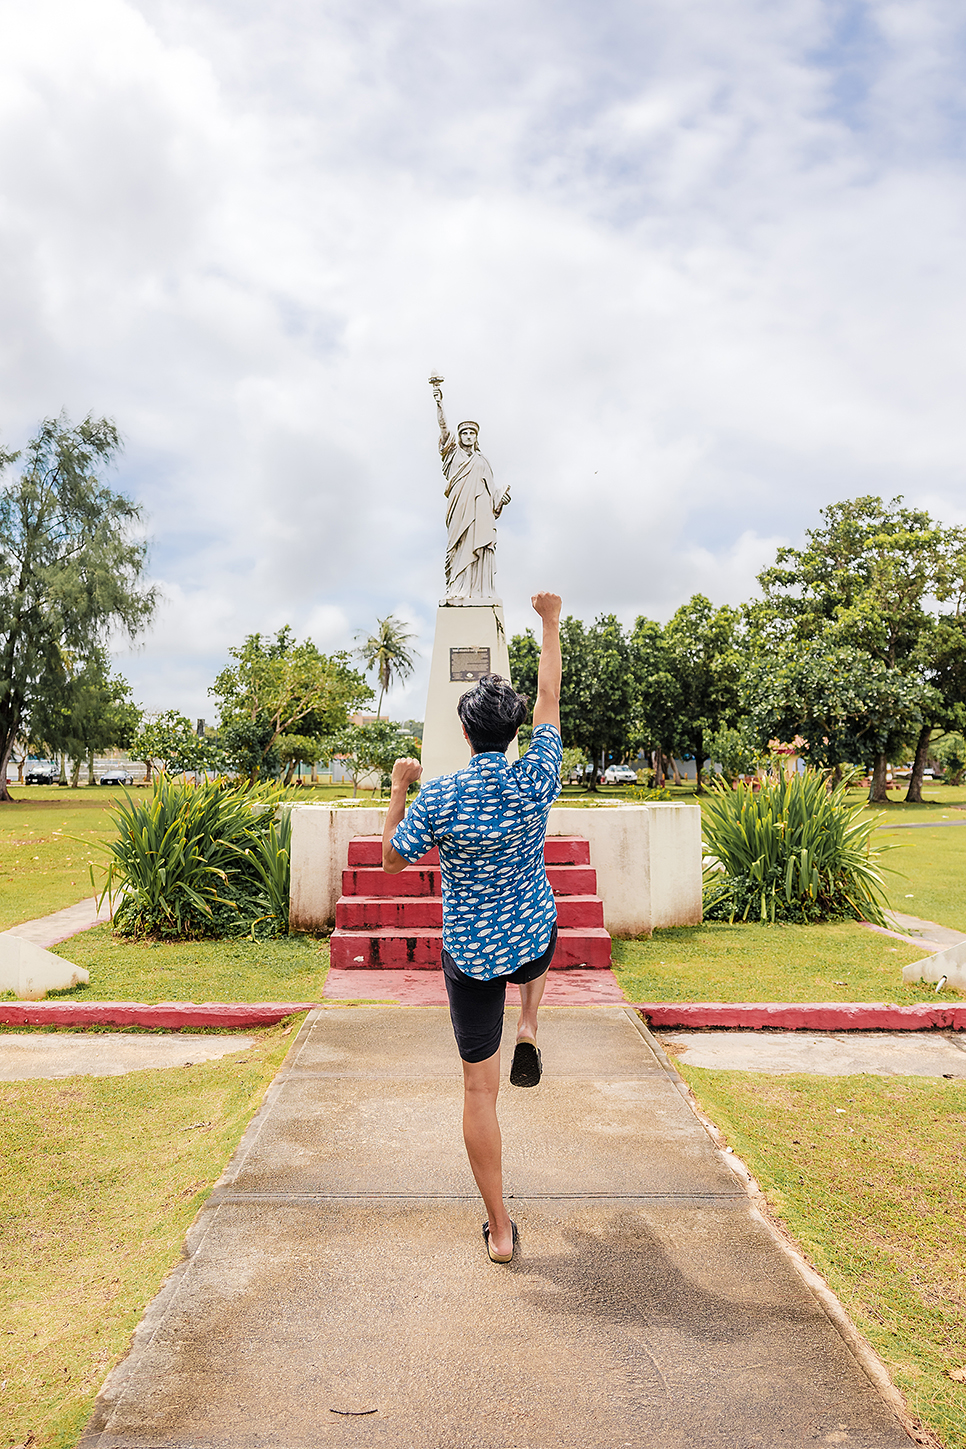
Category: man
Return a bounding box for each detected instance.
[382,591,562,1264]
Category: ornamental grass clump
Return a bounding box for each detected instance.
[96,776,292,939]
[701,771,895,925]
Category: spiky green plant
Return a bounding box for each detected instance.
[95,777,291,938]
[701,771,897,925]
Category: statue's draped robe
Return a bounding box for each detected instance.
[441,434,500,599]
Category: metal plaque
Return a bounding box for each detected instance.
[450,647,491,682]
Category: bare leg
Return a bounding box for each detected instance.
[516,968,548,1044]
[461,1050,513,1258]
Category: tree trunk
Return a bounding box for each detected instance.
[905,725,931,803]
[693,731,705,795]
[283,760,296,786]
[0,736,15,803]
[58,752,68,786]
[70,757,81,788]
[652,750,663,787]
[87,750,95,786]
[667,753,683,787]
[868,752,889,803]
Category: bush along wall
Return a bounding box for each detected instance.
[97,776,291,939]
[701,771,895,925]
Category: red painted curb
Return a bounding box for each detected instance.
[634,1002,966,1031]
[0,1002,317,1029]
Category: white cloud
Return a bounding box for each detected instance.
[2,0,966,718]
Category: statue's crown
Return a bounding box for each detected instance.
[457,420,479,434]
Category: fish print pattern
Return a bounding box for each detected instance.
[392,723,563,979]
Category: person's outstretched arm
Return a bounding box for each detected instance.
[530,592,561,735]
[382,756,423,873]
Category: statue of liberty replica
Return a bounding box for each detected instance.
[431,378,511,602]
[421,377,517,778]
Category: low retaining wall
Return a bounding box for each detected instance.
[0,1001,315,1029]
[636,1002,966,1031]
[288,801,703,937]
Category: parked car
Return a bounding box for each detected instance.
[100,769,134,785]
[602,764,638,785]
[25,762,57,784]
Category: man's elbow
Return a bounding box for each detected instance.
[382,849,407,874]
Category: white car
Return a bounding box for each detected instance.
[602,764,638,785]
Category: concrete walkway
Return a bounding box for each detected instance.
[7,895,111,947]
[80,1006,912,1449]
[0,1032,254,1080]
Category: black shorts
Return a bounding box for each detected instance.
[441,924,558,1064]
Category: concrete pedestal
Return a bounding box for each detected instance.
[289,801,703,936]
[420,601,518,781]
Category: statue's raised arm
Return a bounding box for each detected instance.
[430,375,453,460]
[428,376,509,603]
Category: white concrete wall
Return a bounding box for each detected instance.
[546,804,702,936]
[289,805,387,932]
[289,801,703,936]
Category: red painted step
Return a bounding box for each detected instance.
[336,893,604,931]
[330,832,612,971]
[345,836,591,867]
[329,926,613,971]
[342,863,598,899]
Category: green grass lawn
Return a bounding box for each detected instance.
[0,1020,298,1449]
[0,782,385,933]
[0,786,128,932]
[612,920,937,1003]
[679,1066,966,1449]
[45,927,331,1004]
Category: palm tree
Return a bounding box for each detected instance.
[356,615,418,717]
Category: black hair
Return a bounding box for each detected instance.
[457,674,528,753]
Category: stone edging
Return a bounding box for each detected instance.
[634,1001,966,1030]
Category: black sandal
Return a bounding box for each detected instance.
[483,1219,518,1263]
[510,1038,542,1087]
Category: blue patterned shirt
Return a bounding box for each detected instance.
[391,724,563,979]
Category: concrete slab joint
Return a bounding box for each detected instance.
[289,800,703,937]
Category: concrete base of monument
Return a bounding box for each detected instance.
[420,600,517,781]
[289,801,702,936]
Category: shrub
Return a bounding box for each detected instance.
[701,771,895,925]
[96,777,292,939]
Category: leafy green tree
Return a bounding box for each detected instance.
[28,647,140,785]
[211,626,372,784]
[0,415,156,802]
[661,595,741,794]
[704,721,760,785]
[744,643,933,786]
[276,732,325,786]
[627,616,685,785]
[326,720,420,796]
[752,496,951,801]
[130,710,214,782]
[356,615,418,716]
[559,615,632,791]
[932,731,966,785]
[507,628,540,699]
[903,621,966,801]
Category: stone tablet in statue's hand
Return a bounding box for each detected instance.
[494,487,511,518]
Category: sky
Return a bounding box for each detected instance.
[2,0,966,724]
